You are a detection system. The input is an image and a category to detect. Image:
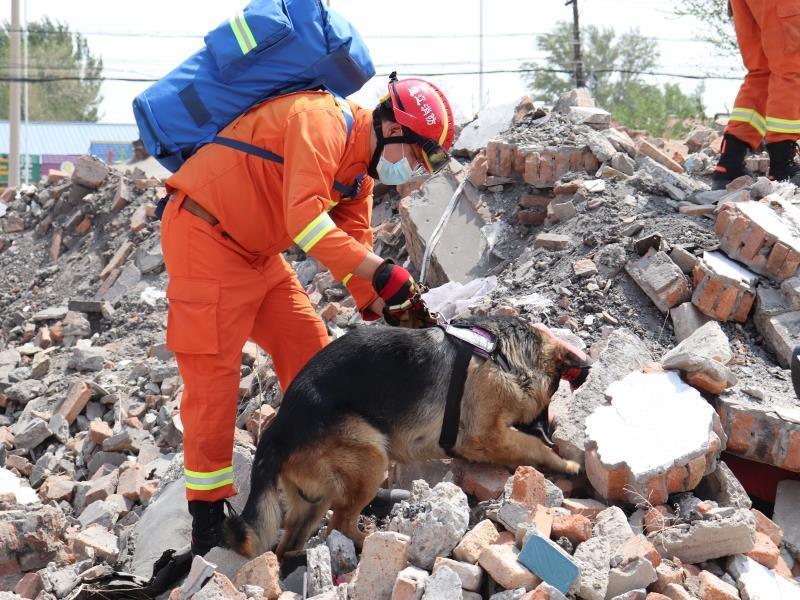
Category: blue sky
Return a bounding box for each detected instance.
[7,0,743,124]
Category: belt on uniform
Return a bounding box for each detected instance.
[181,196,219,227]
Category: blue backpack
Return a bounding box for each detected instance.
[132,0,375,175]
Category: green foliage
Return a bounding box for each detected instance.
[0,18,103,121]
[522,22,708,137]
[673,0,738,56]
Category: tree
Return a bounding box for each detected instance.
[0,18,103,121]
[522,23,708,137]
[673,0,738,57]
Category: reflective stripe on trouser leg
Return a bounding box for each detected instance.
[293,212,336,253]
[766,116,800,134]
[729,107,767,137]
[185,466,234,491]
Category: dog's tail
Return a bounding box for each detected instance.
[223,453,282,558]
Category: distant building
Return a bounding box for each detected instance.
[0,121,139,184]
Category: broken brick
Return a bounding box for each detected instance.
[57,380,91,425]
[550,514,591,545]
[510,465,547,508]
[691,251,757,322]
[625,250,690,313]
[460,463,510,502]
[715,198,800,282]
[534,233,573,251]
[637,138,686,174]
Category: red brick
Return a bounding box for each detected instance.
[725,215,750,253]
[751,508,782,546]
[550,514,591,545]
[714,286,739,321]
[732,290,756,322]
[638,138,686,173]
[766,242,791,277]
[461,463,511,502]
[647,594,673,600]
[745,531,780,568]
[89,420,113,444]
[246,405,276,435]
[740,224,766,261]
[562,498,607,519]
[573,258,598,278]
[130,205,148,232]
[646,475,669,506]
[679,204,716,216]
[783,430,800,471]
[510,466,547,508]
[15,572,44,598]
[319,302,341,321]
[622,534,661,568]
[665,464,688,494]
[553,180,583,195]
[486,141,500,175]
[117,463,146,501]
[75,217,92,235]
[453,519,500,563]
[685,454,707,489]
[727,412,755,453]
[779,249,800,280]
[518,208,546,226]
[100,240,134,280]
[644,505,672,534]
[698,570,739,600]
[528,505,555,539]
[499,143,514,177]
[467,154,488,187]
[694,273,723,314]
[520,193,551,209]
[39,475,76,503]
[57,380,91,424]
[585,447,628,501]
[714,207,733,238]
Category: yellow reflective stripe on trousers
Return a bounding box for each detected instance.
[230,12,257,55]
[185,466,234,491]
[730,107,767,136]
[766,116,800,134]
[294,212,336,253]
[342,273,353,285]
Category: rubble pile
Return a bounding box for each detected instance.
[0,88,799,599]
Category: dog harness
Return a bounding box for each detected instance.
[438,324,510,455]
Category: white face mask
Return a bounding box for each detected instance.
[376,148,415,186]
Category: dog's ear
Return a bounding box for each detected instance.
[532,322,592,391]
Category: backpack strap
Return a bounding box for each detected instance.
[212,94,362,198]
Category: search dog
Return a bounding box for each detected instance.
[224,315,591,558]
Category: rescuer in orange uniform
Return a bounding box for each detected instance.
[161,75,454,555]
[713,0,800,189]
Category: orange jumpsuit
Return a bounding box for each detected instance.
[162,91,378,501]
[727,0,800,148]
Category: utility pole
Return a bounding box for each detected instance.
[23,0,29,184]
[478,0,484,110]
[566,0,585,88]
[9,0,21,188]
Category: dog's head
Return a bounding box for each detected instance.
[531,322,593,394]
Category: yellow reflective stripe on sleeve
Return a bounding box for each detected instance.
[230,12,256,55]
[342,273,353,285]
[766,116,800,133]
[184,466,234,491]
[730,107,767,136]
[294,212,336,253]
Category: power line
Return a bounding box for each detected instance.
[0,67,747,84]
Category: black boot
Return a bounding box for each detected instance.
[767,140,800,183]
[188,499,227,556]
[712,133,750,190]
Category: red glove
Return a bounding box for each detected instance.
[372,259,417,308]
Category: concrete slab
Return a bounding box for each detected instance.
[773,480,800,555]
[399,170,499,287]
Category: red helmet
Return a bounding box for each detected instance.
[388,76,455,151]
[370,73,454,175]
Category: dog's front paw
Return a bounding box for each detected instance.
[563,460,582,475]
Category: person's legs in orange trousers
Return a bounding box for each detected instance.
[160,194,329,553]
[715,0,770,188]
[727,0,770,149]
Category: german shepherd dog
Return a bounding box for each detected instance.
[224,315,591,558]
